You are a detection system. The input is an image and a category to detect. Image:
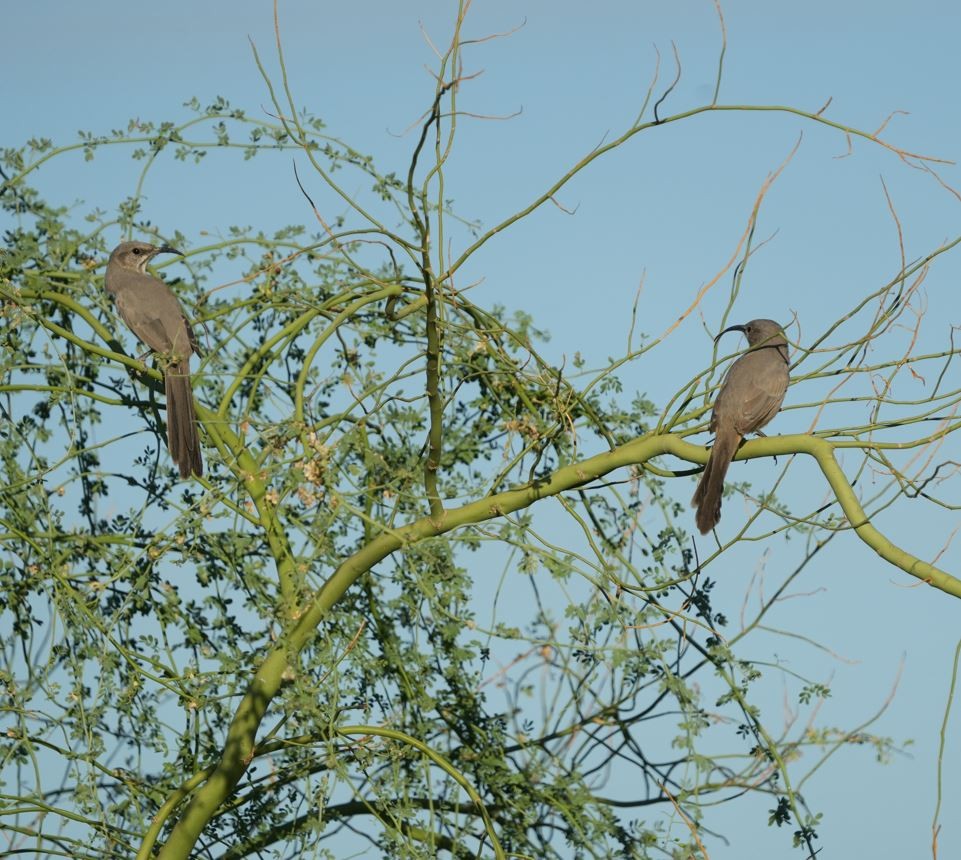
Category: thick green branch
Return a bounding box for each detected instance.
[154,430,960,858]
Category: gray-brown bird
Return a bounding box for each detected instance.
[692,318,789,535]
[104,241,203,478]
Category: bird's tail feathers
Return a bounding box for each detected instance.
[165,362,203,478]
[691,428,740,535]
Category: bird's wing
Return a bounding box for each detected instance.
[714,351,788,436]
[735,367,788,435]
[737,385,786,433]
[112,274,194,360]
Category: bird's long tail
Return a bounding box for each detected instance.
[691,427,740,535]
[165,362,203,478]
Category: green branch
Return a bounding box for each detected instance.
[440,102,949,284]
[154,430,960,857]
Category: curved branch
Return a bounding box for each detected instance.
[155,430,960,857]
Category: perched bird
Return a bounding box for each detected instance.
[104,241,203,478]
[692,318,789,535]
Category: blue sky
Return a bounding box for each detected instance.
[7,2,961,857]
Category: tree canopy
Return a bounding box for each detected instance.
[2,5,960,859]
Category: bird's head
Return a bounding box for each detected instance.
[715,318,787,350]
[108,241,183,273]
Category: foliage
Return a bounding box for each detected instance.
[2,5,959,859]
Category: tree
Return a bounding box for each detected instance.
[2,4,959,858]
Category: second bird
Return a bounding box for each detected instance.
[104,241,203,478]
[692,319,789,535]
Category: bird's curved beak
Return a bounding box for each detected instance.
[714,324,745,343]
[157,245,184,257]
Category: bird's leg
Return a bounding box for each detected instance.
[752,429,778,464]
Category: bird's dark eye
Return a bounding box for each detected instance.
[132,248,143,255]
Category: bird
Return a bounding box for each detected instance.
[691,318,789,535]
[104,241,203,478]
